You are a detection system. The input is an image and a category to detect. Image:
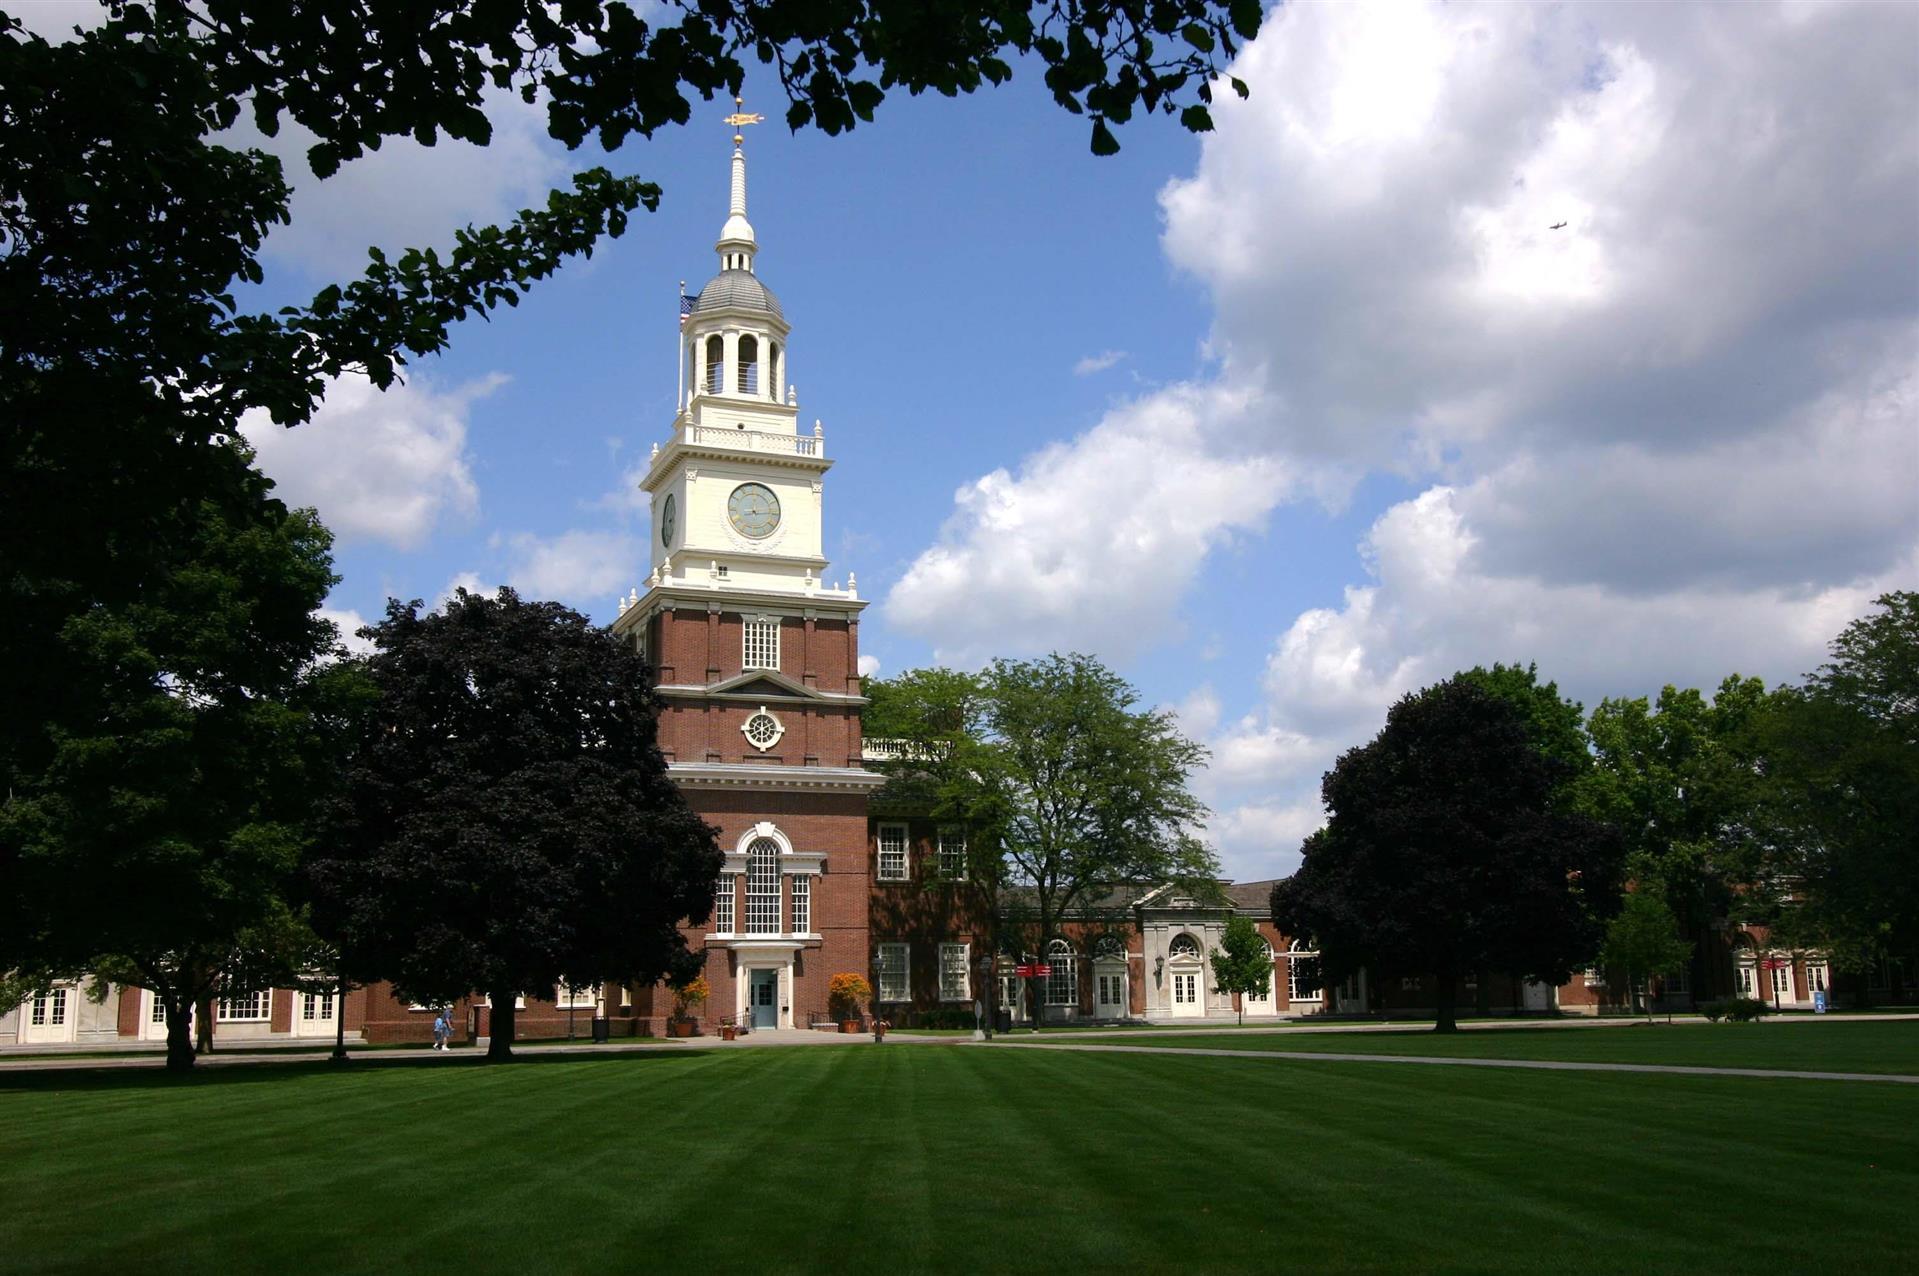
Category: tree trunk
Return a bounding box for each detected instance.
[164,991,196,1071]
[487,992,515,1061]
[195,993,213,1055]
[1434,972,1459,1033]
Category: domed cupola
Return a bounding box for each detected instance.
[675,102,795,414]
[694,270,783,322]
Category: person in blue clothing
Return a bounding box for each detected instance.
[432,1010,453,1051]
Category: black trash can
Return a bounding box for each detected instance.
[995,1009,1013,1034]
[591,1017,610,1044]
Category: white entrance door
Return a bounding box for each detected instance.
[140,989,174,1041]
[1522,981,1553,1012]
[1770,962,1795,1006]
[1095,967,1127,1019]
[1806,962,1830,1007]
[292,989,337,1038]
[21,987,75,1044]
[749,969,779,1029]
[1242,960,1277,1016]
[1170,968,1202,1017]
[1735,961,1759,998]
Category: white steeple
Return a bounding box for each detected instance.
[717,98,761,272]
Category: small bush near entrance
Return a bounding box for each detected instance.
[1702,998,1770,1023]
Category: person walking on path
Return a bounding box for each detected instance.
[432,1010,453,1052]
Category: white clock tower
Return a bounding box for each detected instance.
[610,113,881,1035]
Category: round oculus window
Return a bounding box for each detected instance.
[742,709,783,751]
[660,493,676,548]
[727,482,781,539]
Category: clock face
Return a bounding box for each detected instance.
[660,494,676,548]
[727,482,781,539]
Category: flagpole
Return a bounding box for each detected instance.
[676,280,686,417]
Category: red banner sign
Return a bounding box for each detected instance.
[1012,964,1055,978]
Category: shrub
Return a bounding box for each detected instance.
[1726,996,1769,1022]
[828,972,872,1019]
[669,975,709,1020]
[1700,1000,1728,1023]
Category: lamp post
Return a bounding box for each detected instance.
[329,971,349,1065]
[977,953,995,1042]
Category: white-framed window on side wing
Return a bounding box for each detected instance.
[556,981,598,1009]
[876,944,910,1003]
[216,988,271,1022]
[937,828,967,880]
[877,823,908,882]
[939,943,970,1002]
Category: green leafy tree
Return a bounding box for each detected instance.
[1461,662,1591,779]
[1272,676,1625,1032]
[866,654,1216,1029]
[1599,891,1694,1022]
[307,588,722,1061]
[1209,914,1271,1025]
[1752,592,1919,990]
[0,465,358,1069]
[1580,677,1773,954]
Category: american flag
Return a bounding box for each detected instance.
[679,292,699,327]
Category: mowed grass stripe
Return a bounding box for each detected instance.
[1103,1019,1919,1074]
[1,1046,1914,1274]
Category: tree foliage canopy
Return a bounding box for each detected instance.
[1753,592,1919,972]
[307,588,721,1059]
[1272,676,1624,1031]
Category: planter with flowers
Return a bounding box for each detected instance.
[828,972,872,1033]
[667,975,709,1037]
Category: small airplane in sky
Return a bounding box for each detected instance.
[1549,221,1568,230]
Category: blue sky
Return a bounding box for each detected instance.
[28,1,1906,883]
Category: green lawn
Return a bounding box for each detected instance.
[1,1045,1914,1274]
[1096,1019,1919,1074]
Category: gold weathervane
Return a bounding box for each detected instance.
[724,96,764,145]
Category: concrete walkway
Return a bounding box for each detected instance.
[979,1038,1919,1084]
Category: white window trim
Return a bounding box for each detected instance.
[877,822,909,882]
[790,873,811,935]
[743,837,782,936]
[555,980,599,1010]
[939,942,971,1003]
[216,988,273,1022]
[1045,940,1077,1006]
[877,943,910,1003]
[742,615,780,671]
[712,872,737,936]
[741,705,785,753]
[937,828,967,881]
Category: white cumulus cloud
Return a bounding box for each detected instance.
[501,530,643,613]
[242,372,495,550]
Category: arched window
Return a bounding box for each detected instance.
[1094,935,1125,959]
[738,335,759,396]
[1169,934,1201,960]
[704,335,723,394]
[744,837,780,934]
[1287,940,1322,1002]
[1045,939,1078,1006]
[769,341,781,399]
